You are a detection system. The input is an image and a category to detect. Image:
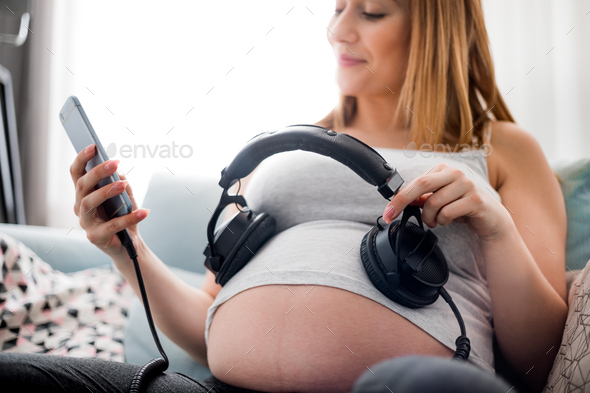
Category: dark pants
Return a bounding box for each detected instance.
[0,352,264,393]
[352,355,517,393]
[0,352,516,393]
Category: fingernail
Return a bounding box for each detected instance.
[383,205,395,222]
[115,180,128,190]
[136,209,149,219]
[84,144,95,155]
[105,160,119,171]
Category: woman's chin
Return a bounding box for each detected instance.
[336,78,374,97]
[336,85,364,97]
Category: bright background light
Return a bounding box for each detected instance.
[47,1,339,229]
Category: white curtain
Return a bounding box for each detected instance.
[42,0,589,229]
[482,0,590,160]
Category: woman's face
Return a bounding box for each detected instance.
[327,0,411,98]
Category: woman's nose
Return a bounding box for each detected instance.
[328,9,360,46]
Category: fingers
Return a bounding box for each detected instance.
[74,159,120,216]
[89,208,150,245]
[78,180,128,226]
[383,164,471,224]
[384,170,454,223]
[408,193,432,207]
[432,198,472,227]
[116,171,138,211]
[420,184,468,228]
[70,144,96,184]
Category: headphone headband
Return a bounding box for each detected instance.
[218,124,404,199]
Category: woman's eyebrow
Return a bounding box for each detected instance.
[367,0,395,7]
[337,0,394,8]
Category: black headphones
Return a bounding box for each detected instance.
[203,124,471,362]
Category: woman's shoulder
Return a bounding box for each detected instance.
[488,120,539,149]
[487,120,546,191]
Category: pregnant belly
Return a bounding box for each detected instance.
[207,284,455,393]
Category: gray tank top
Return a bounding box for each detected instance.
[205,130,499,373]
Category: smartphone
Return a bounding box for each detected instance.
[59,95,133,220]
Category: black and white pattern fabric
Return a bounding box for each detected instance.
[543,261,590,393]
[0,233,134,361]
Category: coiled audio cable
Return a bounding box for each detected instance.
[438,287,471,361]
[117,230,169,393]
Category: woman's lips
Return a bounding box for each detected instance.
[338,56,366,67]
[337,58,366,67]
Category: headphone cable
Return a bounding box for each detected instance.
[117,229,169,393]
[439,287,471,362]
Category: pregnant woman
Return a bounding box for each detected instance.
[1,0,568,392]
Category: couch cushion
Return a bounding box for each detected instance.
[140,173,221,275]
[551,158,590,271]
[542,259,590,392]
[123,266,212,381]
[0,223,112,274]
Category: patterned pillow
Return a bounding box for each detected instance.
[0,232,134,361]
[542,260,590,392]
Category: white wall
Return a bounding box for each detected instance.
[482,0,590,160]
[44,0,590,230]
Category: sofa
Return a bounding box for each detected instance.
[1,157,589,393]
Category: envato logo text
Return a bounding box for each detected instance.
[402,141,492,158]
[105,142,193,159]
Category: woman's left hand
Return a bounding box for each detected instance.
[382,162,513,242]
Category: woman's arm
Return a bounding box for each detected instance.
[481,223,566,393]
[481,123,568,392]
[112,238,215,368]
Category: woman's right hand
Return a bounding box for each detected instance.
[70,143,150,259]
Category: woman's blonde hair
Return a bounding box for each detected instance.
[315,0,516,148]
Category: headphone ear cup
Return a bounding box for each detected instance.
[360,228,417,308]
[361,221,445,308]
[216,213,276,286]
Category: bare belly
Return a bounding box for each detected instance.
[207,284,454,393]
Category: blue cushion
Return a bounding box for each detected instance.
[0,223,113,273]
[551,158,590,270]
[140,173,221,275]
